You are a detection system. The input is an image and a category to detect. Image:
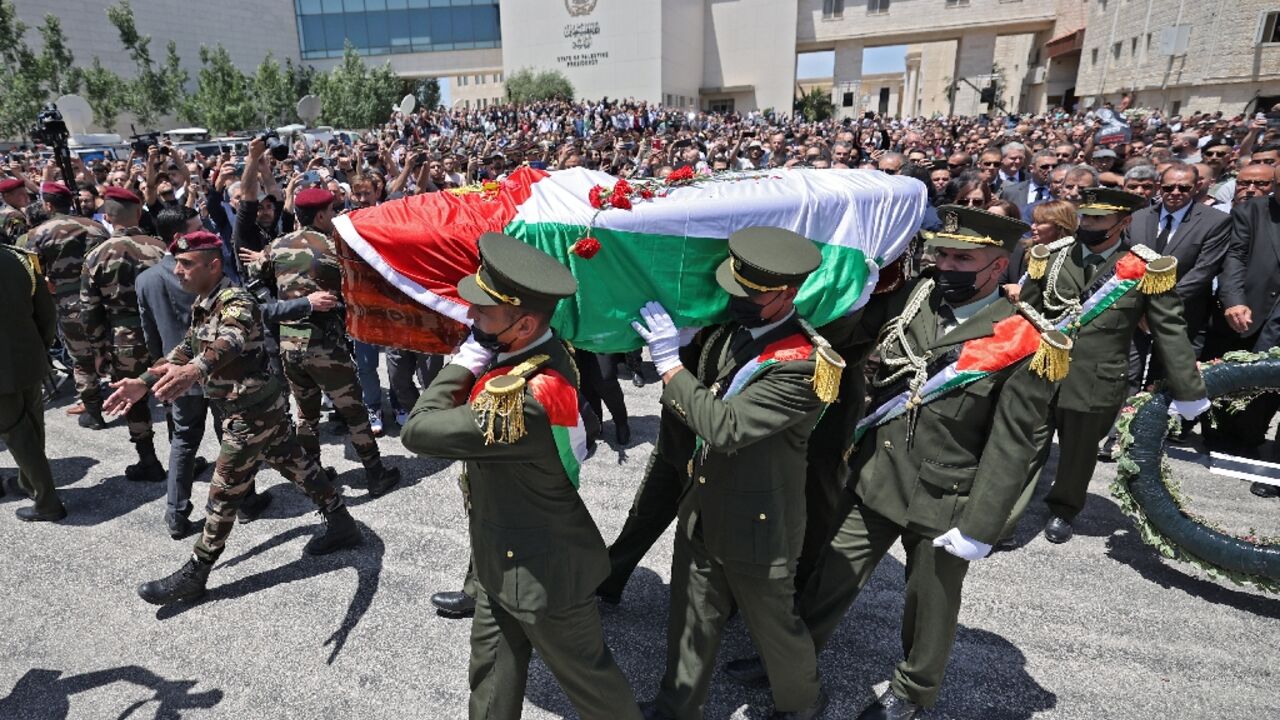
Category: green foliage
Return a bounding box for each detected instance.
[504,68,574,104]
[311,43,401,129]
[795,88,834,122]
[36,16,80,96]
[181,44,254,133]
[253,53,296,127]
[408,77,442,111]
[81,57,125,130]
[106,0,187,126]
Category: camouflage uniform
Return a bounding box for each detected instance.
[80,226,168,443]
[18,214,111,407]
[144,276,342,563]
[0,202,29,245]
[256,227,384,470]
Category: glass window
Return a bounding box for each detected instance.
[388,8,412,45]
[300,14,327,52]
[474,3,499,41]
[428,7,453,43]
[367,10,390,49]
[452,6,474,42]
[363,0,386,9]
[344,0,366,10]
[299,0,323,14]
[409,8,432,45]
[385,0,407,8]
[322,0,344,13]
[322,13,347,50]
[345,12,369,48]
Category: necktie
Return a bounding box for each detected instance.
[1083,253,1105,283]
[1035,185,1047,202]
[1155,214,1173,253]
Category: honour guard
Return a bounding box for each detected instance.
[631,228,844,720]
[0,176,31,245]
[1016,187,1209,543]
[401,232,642,720]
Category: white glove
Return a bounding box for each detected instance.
[932,528,991,562]
[1168,397,1211,422]
[631,301,682,375]
[678,326,703,347]
[450,335,496,377]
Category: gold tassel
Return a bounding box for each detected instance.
[1027,244,1050,280]
[811,346,846,403]
[471,375,527,445]
[1028,329,1072,382]
[1138,256,1177,295]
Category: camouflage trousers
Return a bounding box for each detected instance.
[57,301,102,409]
[195,390,340,563]
[109,344,156,443]
[281,343,380,467]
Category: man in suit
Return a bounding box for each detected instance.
[631,228,841,720]
[401,233,641,720]
[1017,188,1209,542]
[727,206,1059,720]
[1000,149,1059,218]
[0,243,65,521]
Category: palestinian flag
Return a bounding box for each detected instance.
[334,166,925,354]
[468,367,587,487]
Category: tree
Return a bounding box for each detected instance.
[0,1,41,138]
[504,68,574,104]
[284,58,317,101]
[312,42,401,129]
[406,77,441,111]
[81,57,125,130]
[36,16,81,97]
[795,88,834,122]
[181,44,254,133]
[106,0,187,127]
[252,52,296,127]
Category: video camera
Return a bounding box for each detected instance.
[130,132,164,155]
[30,105,70,147]
[258,130,289,162]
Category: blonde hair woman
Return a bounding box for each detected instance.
[1002,199,1078,301]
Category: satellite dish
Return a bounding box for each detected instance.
[296,95,322,124]
[56,94,93,134]
[399,94,417,116]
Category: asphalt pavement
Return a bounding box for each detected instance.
[0,365,1277,719]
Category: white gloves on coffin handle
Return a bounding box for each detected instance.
[631,301,683,375]
[932,528,992,562]
[1168,397,1211,422]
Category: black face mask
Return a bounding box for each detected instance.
[471,316,522,353]
[1076,226,1113,248]
[728,293,781,328]
[935,257,999,304]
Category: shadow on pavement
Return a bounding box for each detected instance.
[153,521,384,665]
[53,457,166,527]
[0,666,223,719]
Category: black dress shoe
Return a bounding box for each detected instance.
[167,516,204,540]
[992,536,1018,553]
[431,590,476,618]
[236,490,273,523]
[772,687,828,719]
[126,457,166,483]
[192,457,211,479]
[856,689,918,720]
[16,505,66,522]
[77,408,107,430]
[724,655,769,686]
[1251,482,1280,498]
[1044,516,1074,544]
[1097,436,1117,462]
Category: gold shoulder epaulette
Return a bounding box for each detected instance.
[2,245,38,296]
[1017,302,1072,382]
[1129,244,1178,294]
[471,354,551,445]
[1027,237,1074,280]
[796,317,845,404]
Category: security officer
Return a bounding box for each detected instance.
[255,185,399,496]
[0,176,31,245]
[401,232,642,720]
[727,207,1061,720]
[631,228,842,720]
[0,242,65,521]
[104,231,362,605]
[19,182,111,425]
[80,186,168,483]
[1015,187,1209,543]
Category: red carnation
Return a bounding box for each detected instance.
[571,236,601,259]
[638,187,655,199]
[588,184,606,209]
[666,166,695,184]
[613,178,633,197]
[610,192,632,210]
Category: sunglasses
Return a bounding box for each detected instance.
[979,160,1000,167]
[880,168,898,175]
[947,162,968,170]
[1036,163,1058,170]
[1161,183,1194,193]
[960,197,985,206]
[1238,179,1273,188]
[1202,150,1230,157]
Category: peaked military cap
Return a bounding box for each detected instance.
[40,181,72,197]
[103,186,142,204]
[1077,187,1147,216]
[715,227,822,297]
[458,232,578,314]
[926,205,1030,253]
[0,177,23,193]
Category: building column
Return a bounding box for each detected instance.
[831,39,864,120]
[904,51,921,118]
[951,30,997,116]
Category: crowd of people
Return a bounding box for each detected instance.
[2,95,1279,720]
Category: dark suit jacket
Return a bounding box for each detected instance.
[0,246,56,394]
[1218,195,1280,340]
[999,180,1031,206]
[1127,202,1231,335]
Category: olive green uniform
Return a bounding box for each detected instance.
[401,337,641,720]
[650,316,830,718]
[800,278,1057,707]
[0,245,62,515]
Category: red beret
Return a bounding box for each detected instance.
[102,186,142,204]
[169,230,223,255]
[294,187,336,210]
[0,177,24,193]
[40,181,72,198]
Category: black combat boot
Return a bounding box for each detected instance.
[303,503,362,555]
[78,404,108,430]
[137,556,214,605]
[126,439,166,482]
[365,460,401,498]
